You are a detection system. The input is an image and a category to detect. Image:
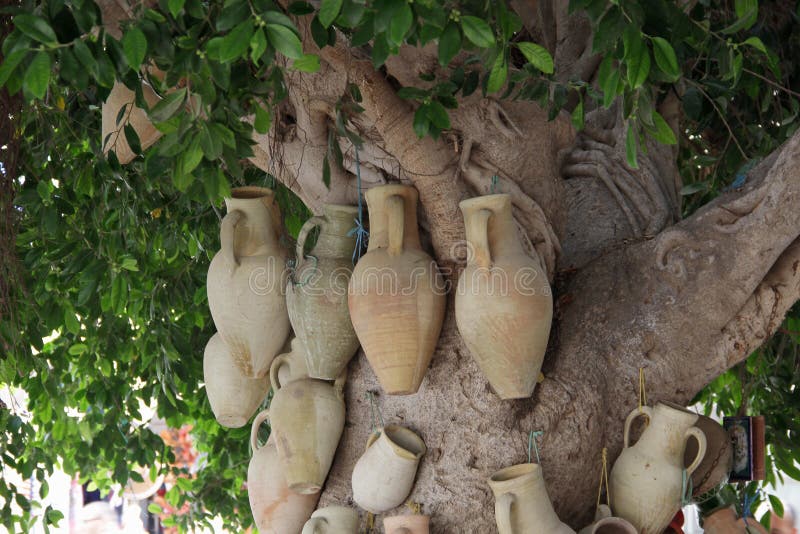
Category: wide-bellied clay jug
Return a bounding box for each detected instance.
[203,333,268,428]
[287,205,361,380]
[267,358,346,494]
[488,463,574,534]
[609,402,707,534]
[102,81,162,164]
[301,506,359,534]
[577,505,637,534]
[207,186,289,379]
[351,425,426,513]
[684,414,732,497]
[247,412,319,534]
[271,337,311,387]
[384,514,430,534]
[455,194,552,399]
[348,185,446,395]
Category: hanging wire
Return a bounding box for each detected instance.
[490,174,499,194]
[347,146,369,264]
[638,367,648,412]
[596,447,611,508]
[528,430,543,464]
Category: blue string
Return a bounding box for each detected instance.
[490,174,498,194]
[347,146,369,264]
[742,488,760,522]
[680,469,693,506]
[528,430,543,464]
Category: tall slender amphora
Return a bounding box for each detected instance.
[488,463,575,534]
[609,402,707,533]
[287,205,360,380]
[348,185,445,395]
[456,194,553,399]
[207,187,289,378]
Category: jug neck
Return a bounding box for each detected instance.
[636,404,698,462]
[314,205,359,259]
[460,194,523,266]
[489,464,563,528]
[225,188,281,254]
[365,185,421,252]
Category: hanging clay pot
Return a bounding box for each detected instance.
[272,337,311,387]
[351,425,426,513]
[702,507,769,534]
[266,357,346,494]
[488,463,574,534]
[207,186,289,378]
[348,185,446,395]
[684,414,732,497]
[248,411,319,534]
[203,333,268,428]
[301,506,359,534]
[384,514,430,534]
[286,205,361,380]
[102,81,162,164]
[455,194,553,399]
[609,402,707,534]
[577,505,637,534]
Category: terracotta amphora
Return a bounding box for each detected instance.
[102,81,162,164]
[207,186,289,378]
[247,412,319,534]
[203,333,269,428]
[455,194,553,399]
[287,205,361,380]
[301,506,359,534]
[702,507,768,534]
[266,358,346,494]
[351,425,426,513]
[684,414,732,497]
[577,505,637,534]
[348,185,446,395]
[384,514,430,534]
[488,463,574,534]
[609,402,707,534]
[271,337,311,387]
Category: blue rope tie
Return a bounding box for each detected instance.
[742,488,760,524]
[528,430,543,464]
[680,469,693,507]
[348,146,369,264]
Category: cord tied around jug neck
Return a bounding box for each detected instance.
[528,430,543,464]
[348,146,369,265]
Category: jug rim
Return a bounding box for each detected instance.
[458,193,511,211]
[322,204,360,216]
[381,425,427,459]
[230,186,275,199]
[656,401,700,421]
[488,462,541,489]
[365,183,418,201]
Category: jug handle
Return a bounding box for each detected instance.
[301,517,327,534]
[333,367,348,398]
[295,216,326,272]
[269,353,291,392]
[470,209,493,269]
[250,409,270,452]
[684,426,707,476]
[365,429,382,451]
[387,194,405,257]
[220,210,244,267]
[623,406,653,448]
[495,492,515,534]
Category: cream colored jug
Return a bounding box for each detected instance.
[207,187,289,378]
[351,425,426,513]
[384,514,430,534]
[271,337,311,387]
[247,412,319,534]
[286,205,361,380]
[203,333,268,428]
[348,185,446,395]
[102,81,161,164]
[266,358,346,494]
[488,463,574,534]
[577,505,637,534]
[301,506,359,534]
[455,194,553,399]
[609,402,707,534]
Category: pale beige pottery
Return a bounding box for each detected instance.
[247,414,319,534]
[383,514,430,534]
[488,463,574,534]
[207,187,289,378]
[287,205,361,380]
[577,505,637,534]
[351,425,426,513]
[455,194,553,399]
[301,506,359,534]
[702,507,768,534]
[102,81,162,164]
[684,414,732,497]
[203,333,268,428]
[266,357,346,494]
[272,337,311,387]
[348,185,445,394]
[609,402,707,534]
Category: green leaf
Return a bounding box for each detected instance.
[23,52,51,99]
[254,105,271,133]
[124,124,142,155]
[625,123,639,169]
[148,88,186,123]
[516,42,554,74]
[110,275,127,314]
[438,23,461,66]
[622,26,643,61]
[425,101,450,129]
[650,110,676,145]
[626,43,650,89]
[388,3,413,45]
[742,36,767,54]
[219,20,254,63]
[14,15,58,45]
[266,23,304,59]
[122,28,147,71]
[461,16,494,48]
[167,0,185,18]
[0,49,28,88]
[68,343,88,355]
[292,53,320,72]
[734,0,758,30]
[652,37,679,81]
[322,155,331,189]
[250,29,267,64]
[769,494,784,517]
[64,310,80,335]
[147,503,162,514]
[180,138,203,175]
[486,52,507,93]
[413,106,429,138]
[571,96,584,130]
[73,39,97,78]
[319,0,343,28]
[120,258,139,271]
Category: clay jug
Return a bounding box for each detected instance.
[271,337,311,387]
[203,333,269,428]
[455,194,553,399]
[351,425,426,513]
[102,81,162,164]
[287,205,361,380]
[577,505,637,534]
[609,402,707,534]
[207,186,289,378]
[384,514,430,534]
[684,414,732,497]
[488,463,574,534]
[266,358,346,494]
[247,412,319,534]
[348,185,446,395]
[301,506,359,534]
